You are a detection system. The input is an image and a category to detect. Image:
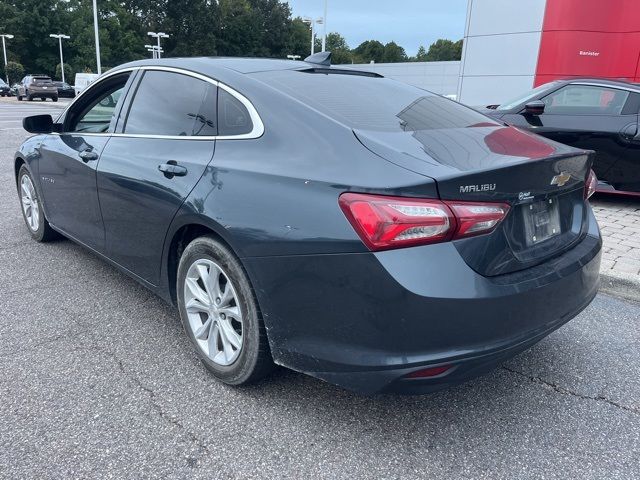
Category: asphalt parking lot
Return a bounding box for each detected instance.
[1,97,639,479]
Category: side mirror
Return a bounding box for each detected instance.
[524,100,545,116]
[23,114,54,134]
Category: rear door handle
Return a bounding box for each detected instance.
[78,150,99,162]
[158,162,188,178]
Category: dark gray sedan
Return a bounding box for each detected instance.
[14,55,601,394]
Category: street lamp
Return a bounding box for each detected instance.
[147,32,169,59]
[92,0,101,74]
[145,44,163,59]
[49,34,70,83]
[0,34,14,84]
[302,17,323,55]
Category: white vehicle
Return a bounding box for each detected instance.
[73,73,99,96]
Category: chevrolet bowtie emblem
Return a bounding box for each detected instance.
[551,172,571,187]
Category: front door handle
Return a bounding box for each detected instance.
[620,122,638,141]
[78,149,99,162]
[158,161,188,178]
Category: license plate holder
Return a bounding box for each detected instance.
[521,198,561,246]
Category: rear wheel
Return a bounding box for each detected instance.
[52,97,58,102]
[17,165,59,242]
[177,236,274,385]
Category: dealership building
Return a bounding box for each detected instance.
[351,0,640,106]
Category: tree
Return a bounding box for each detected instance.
[424,38,463,61]
[382,41,407,63]
[352,40,385,63]
[55,63,73,82]
[5,61,24,84]
[414,45,428,62]
[286,17,311,57]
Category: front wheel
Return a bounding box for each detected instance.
[17,165,59,242]
[17,95,22,101]
[177,236,274,386]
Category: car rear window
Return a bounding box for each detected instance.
[255,71,498,132]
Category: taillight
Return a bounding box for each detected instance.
[585,169,597,199]
[339,193,510,251]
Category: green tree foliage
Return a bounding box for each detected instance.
[382,41,407,63]
[352,40,385,63]
[0,0,439,78]
[5,61,24,84]
[414,45,428,62]
[422,38,463,61]
[285,17,311,58]
[55,63,73,81]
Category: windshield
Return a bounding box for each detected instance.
[496,82,561,111]
[257,71,499,132]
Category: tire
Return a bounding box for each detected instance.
[177,235,274,385]
[17,165,59,242]
[27,95,33,101]
[40,97,45,101]
[17,95,22,101]
[52,97,58,102]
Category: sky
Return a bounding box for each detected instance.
[284,0,468,56]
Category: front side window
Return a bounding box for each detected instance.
[67,73,130,133]
[542,85,630,115]
[124,70,217,137]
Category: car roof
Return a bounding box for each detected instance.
[558,77,640,90]
[111,56,378,76]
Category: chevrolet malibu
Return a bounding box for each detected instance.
[14,55,601,394]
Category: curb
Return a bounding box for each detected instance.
[599,270,640,303]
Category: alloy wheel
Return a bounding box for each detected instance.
[183,259,243,366]
[20,175,40,232]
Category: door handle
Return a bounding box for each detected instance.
[158,161,188,178]
[620,122,638,141]
[78,149,99,162]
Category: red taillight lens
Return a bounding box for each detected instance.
[585,169,597,199]
[339,193,510,251]
[446,202,511,239]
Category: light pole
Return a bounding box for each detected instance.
[147,32,169,59]
[145,45,163,59]
[92,0,101,74]
[0,34,14,84]
[302,17,323,55]
[49,34,70,83]
[322,0,328,52]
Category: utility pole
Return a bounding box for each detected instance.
[49,34,70,83]
[0,34,14,84]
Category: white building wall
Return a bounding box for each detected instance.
[457,0,547,106]
[346,61,461,97]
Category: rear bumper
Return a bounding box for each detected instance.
[244,209,601,394]
[28,90,57,98]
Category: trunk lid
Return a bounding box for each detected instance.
[354,125,593,276]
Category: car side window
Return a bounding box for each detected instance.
[124,71,217,137]
[218,88,253,136]
[541,85,630,115]
[65,73,131,134]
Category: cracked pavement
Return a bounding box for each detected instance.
[1,99,640,479]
